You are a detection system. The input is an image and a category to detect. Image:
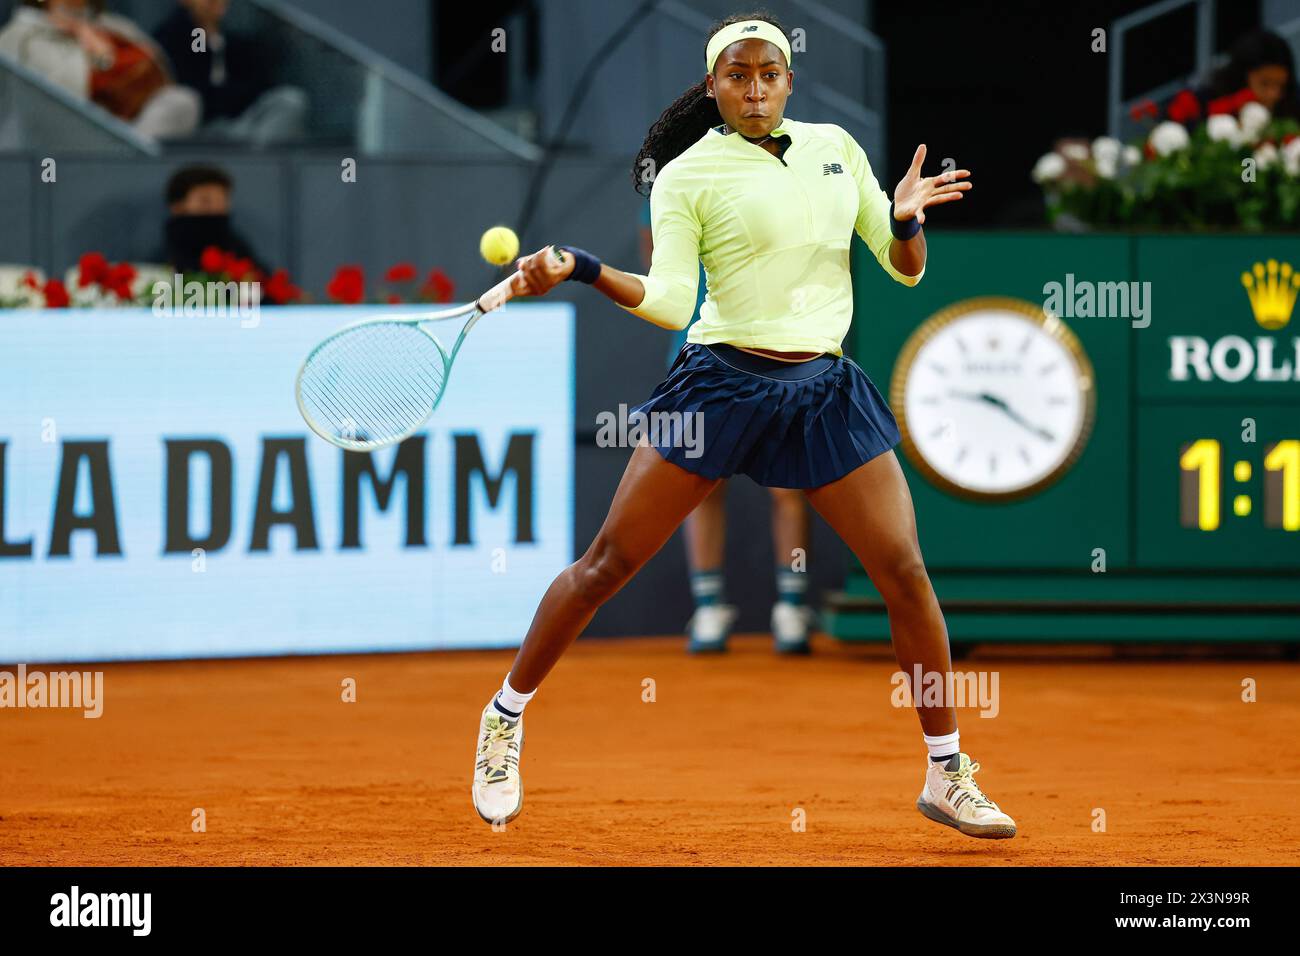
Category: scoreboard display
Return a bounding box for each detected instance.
[1134,239,1298,570]
[831,233,1299,643]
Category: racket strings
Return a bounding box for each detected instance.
[298,323,448,448]
[314,326,441,438]
[337,331,434,427]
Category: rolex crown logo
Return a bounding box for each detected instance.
[1241,259,1299,330]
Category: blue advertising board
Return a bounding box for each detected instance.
[0,304,575,661]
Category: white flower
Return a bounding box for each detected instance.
[1282,137,1300,176]
[1239,101,1271,142]
[1206,114,1242,147]
[70,283,111,308]
[1092,136,1122,165]
[130,263,171,299]
[1095,156,1119,179]
[1060,143,1090,162]
[1254,142,1280,170]
[1032,152,1067,183]
[1122,145,1142,166]
[1149,121,1191,156]
[1,271,44,308]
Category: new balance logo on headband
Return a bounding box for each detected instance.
[822,163,844,175]
[742,24,758,32]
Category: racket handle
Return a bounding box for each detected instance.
[476,271,525,314]
[474,246,567,314]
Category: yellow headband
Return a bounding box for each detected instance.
[706,20,791,74]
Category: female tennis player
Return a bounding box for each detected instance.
[473,11,1016,839]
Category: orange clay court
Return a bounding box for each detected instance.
[2,636,1296,867]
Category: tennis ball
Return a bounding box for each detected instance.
[480,226,520,267]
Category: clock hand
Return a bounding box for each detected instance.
[945,389,1056,442]
[978,393,1056,442]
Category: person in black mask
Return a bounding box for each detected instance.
[162,164,266,274]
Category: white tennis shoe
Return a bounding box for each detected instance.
[472,700,524,826]
[686,604,737,653]
[916,753,1017,839]
[771,601,815,654]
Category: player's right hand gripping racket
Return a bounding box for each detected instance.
[296,246,567,451]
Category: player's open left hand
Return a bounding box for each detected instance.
[514,245,575,297]
[892,144,972,226]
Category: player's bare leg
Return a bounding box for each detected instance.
[804,450,1016,838]
[511,443,720,687]
[472,443,718,824]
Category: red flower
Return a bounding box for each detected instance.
[107,261,136,285]
[385,262,417,283]
[263,268,302,305]
[21,270,40,290]
[1282,132,1298,146]
[200,246,227,274]
[421,267,455,304]
[1129,99,1158,122]
[226,257,254,281]
[1167,89,1201,124]
[105,262,137,300]
[326,265,365,304]
[1207,87,1256,116]
[78,252,109,287]
[43,278,69,308]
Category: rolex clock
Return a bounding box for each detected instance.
[890,296,1096,501]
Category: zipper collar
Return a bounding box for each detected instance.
[715,118,793,164]
[715,117,791,139]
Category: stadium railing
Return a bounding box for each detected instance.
[243,0,539,159]
[0,52,158,155]
[1107,0,1215,141]
[0,0,539,160]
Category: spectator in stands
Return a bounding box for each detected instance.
[153,0,307,147]
[0,0,200,140]
[1171,29,1300,125]
[1204,29,1300,121]
[162,165,267,274]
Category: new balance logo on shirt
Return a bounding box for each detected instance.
[822,163,843,175]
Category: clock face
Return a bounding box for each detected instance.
[891,298,1096,500]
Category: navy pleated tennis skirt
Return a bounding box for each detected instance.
[631,343,901,489]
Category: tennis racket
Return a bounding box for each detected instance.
[296,246,567,451]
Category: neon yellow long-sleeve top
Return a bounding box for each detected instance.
[619,118,923,356]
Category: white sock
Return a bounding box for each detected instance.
[493,674,535,718]
[923,730,960,762]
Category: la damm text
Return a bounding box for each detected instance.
[0,433,537,557]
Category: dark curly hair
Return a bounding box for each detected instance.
[631,10,789,196]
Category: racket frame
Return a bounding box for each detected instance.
[294,249,563,451]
